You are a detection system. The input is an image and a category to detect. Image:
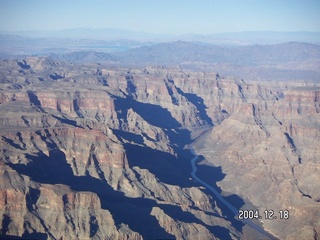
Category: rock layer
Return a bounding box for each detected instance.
[0,57,319,239]
[193,82,320,239]
[1,58,238,240]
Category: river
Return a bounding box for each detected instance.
[189,144,277,240]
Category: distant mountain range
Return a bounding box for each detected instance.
[44,41,320,81]
[1,28,320,45]
[110,41,320,66]
[1,29,320,82]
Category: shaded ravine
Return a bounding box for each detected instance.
[189,140,277,240]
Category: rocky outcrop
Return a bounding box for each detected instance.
[193,81,320,239]
[0,59,241,239]
[0,58,319,239]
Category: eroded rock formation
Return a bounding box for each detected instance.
[0,57,319,239]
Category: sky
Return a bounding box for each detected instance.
[0,0,319,34]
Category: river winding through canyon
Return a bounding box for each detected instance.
[189,132,277,240]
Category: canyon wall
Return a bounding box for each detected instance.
[0,58,238,240]
[0,57,319,239]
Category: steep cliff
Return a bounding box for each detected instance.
[0,57,319,239]
[0,58,240,240]
[192,82,320,239]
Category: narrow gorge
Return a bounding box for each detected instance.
[0,57,319,239]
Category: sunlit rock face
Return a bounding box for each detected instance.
[193,83,320,239]
[0,57,319,239]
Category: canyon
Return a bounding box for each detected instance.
[0,52,319,240]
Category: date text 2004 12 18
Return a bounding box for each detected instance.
[238,209,289,220]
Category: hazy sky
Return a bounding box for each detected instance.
[0,0,319,34]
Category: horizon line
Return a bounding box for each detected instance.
[1,28,320,35]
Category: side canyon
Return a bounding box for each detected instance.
[0,57,319,239]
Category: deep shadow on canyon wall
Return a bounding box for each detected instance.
[5,85,246,239]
